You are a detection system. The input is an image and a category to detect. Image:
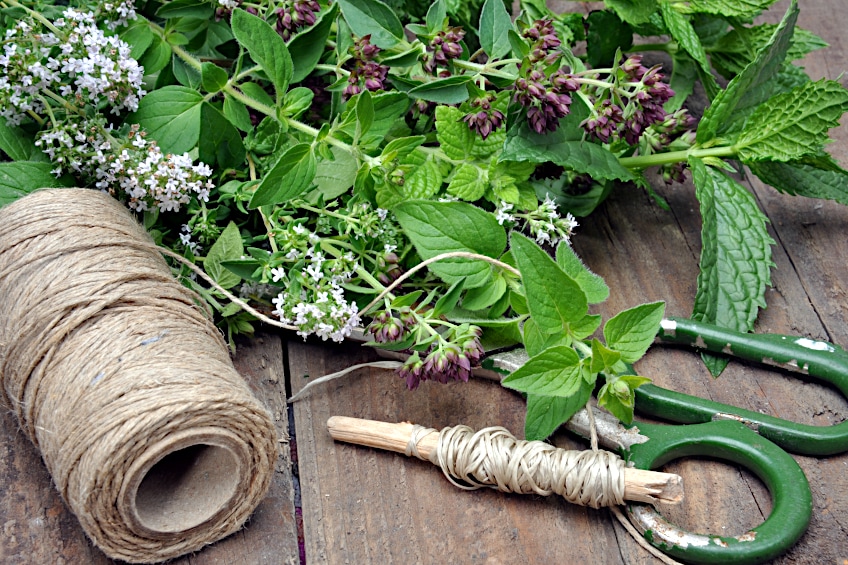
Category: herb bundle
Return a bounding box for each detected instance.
[1,0,846,439]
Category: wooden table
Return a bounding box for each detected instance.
[2,0,847,563]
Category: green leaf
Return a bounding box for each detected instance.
[734,79,848,162]
[524,380,593,441]
[231,9,293,100]
[748,157,848,206]
[408,76,472,104]
[685,0,778,19]
[603,0,657,25]
[603,301,665,363]
[394,200,507,288]
[120,18,155,60]
[555,241,609,304]
[240,81,275,109]
[201,62,229,93]
[590,338,621,373]
[403,155,443,199]
[710,24,828,79]
[156,0,214,18]
[586,10,632,68]
[522,317,569,357]
[502,346,583,397]
[205,222,244,290]
[338,92,410,149]
[479,0,512,60]
[139,35,173,75]
[220,258,262,281]
[289,3,338,83]
[510,232,587,335]
[425,0,446,33]
[0,163,74,207]
[199,102,246,170]
[501,135,634,182]
[659,2,719,95]
[697,0,798,143]
[337,0,404,49]
[435,105,476,160]
[282,87,315,120]
[128,86,203,155]
[461,274,507,311]
[314,146,358,199]
[571,313,602,340]
[447,163,487,201]
[173,57,202,89]
[381,136,425,160]
[667,53,698,111]
[249,143,317,208]
[0,121,37,161]
[690,158,774,373]
[433,279,465,317]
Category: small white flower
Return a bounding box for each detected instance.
[271,266,286,282]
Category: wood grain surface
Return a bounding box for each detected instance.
[2,0,848,563]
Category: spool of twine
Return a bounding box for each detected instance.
[0,188,278,563]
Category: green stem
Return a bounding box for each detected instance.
[315,63,350,76]
[298,203,360,224]
[452,58,516,79]
[618,145,736,169]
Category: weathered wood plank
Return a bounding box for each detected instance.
[0,331,298,564]
[288,339,646,564]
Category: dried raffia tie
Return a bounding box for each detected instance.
[0,188,277,564]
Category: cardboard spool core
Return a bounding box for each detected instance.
[121,428,246,538]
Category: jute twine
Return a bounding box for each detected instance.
[0,188,277,563]
[405,424,626,509]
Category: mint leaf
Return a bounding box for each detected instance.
[586,10,633,68]
[522,317,570,357]
[748,157,848,205]
[409,76,472,104]
[690,158,774,373]
[460,274,507,311]
[603,301,665,363]
[697,0,798,143]
[289,3,338,83]
[590,338,621,373]
[231,9,293,100]
[510,232,588,335]
[719,63,810,135]
[711,24,827,78]
[139,34,172,75]
[337,0,404,49]
[734,79,848,162]
[685,0,781,19]
[338,92,410,150]
[249,143,317,208]
[501,346,583,397]
[555,241,609,304]
[446,163,487,201]
[129,86,203,155]
[394,200,507,288]
[435,105,475,160]
[524,381,593,441]
[501,135,634,182]
[199,102,246,170]
[205,221,244,290]
[603,0,657,25]
[0,163,74,207]
[667,53,698,112]
[201,62,228,93]
[314,146,358,199]
[659,2,718,95]
[0,121,38,161]
[598,374,651,424]
[403,154,443,199]
[425,0,446,33]
[479,0,512,60]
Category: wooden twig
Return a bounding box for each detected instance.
[327,416,683,506]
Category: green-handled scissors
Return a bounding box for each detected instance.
[485,315,848,564]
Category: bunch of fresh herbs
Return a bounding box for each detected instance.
[1,0,846,439]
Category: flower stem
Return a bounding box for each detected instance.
[618,145,737,169]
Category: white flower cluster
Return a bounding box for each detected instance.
[269,226,362,342]
[218,0,241,10]
[98,0,138,30]
[36,120,214,213]
[0,8,144,126]
[495,196,579,247]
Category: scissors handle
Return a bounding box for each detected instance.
[626,419,812,565]
[641,316,848,455]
